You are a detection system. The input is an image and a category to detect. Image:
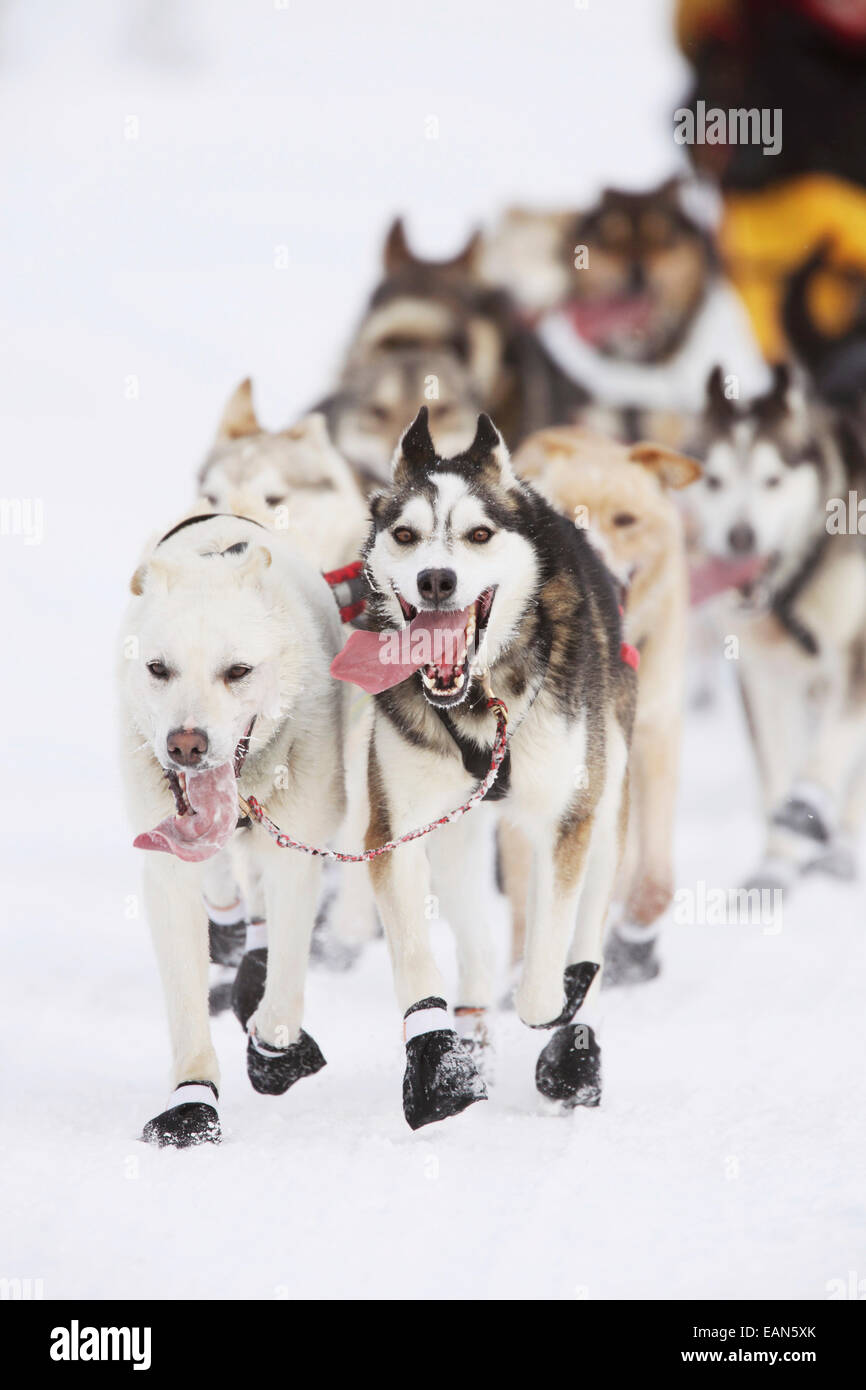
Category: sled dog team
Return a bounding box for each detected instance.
[119,185,866,1145]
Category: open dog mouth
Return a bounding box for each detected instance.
[689,553,774,606]
[329,588,496,700]
[134,719,256,863]
[564,293,657,346]
[397,587,496,708]
[164,719,256,817]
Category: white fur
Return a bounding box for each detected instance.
[118,516,345,1104]
[691,430,821,563]
[366,467,540,680]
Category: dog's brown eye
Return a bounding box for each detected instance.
[147,660,170,681]
[392,527,416,545]
[612,513,637,528]
[225,664,252,683]
[265,495,286,507]
[764,476,781,489]
[706,476,723,491]
[468,526,494,544]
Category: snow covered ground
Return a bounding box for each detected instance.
[1,0,864,1301]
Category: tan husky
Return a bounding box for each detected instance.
[511,425,701,984]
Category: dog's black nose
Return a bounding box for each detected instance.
[417,568,457,606]
[728,523,756,555]
[167,727,209,767]
[627,261,646,295]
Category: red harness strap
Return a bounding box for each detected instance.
[322,560,367,623]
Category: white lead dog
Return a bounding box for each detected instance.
[118,513,345,1146]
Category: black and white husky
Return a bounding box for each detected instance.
[333,407,636,1128]
[688,365,866,888]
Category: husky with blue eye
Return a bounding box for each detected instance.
[332,406,636,1128]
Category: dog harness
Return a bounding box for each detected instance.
[146,522,636,861]
[321,559,368,624]
[238,565,639,859]
[239,693,509,862]
[769,534,830,657]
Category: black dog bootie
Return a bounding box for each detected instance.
[603,927,661,988]
[232,948,268,1031]
[527,961,600,1028]
[535,1022,602,1109]
[246,1029,326,1096]
[141,1080,221,1148]
[402,997,487,1130]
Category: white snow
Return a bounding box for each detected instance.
[1,0,864,1301]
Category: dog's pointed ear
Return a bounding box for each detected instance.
[392,405,437,482]
[629,442,702,489]
[383,217,412,273]
[755,361,809,429]
[705,365,736,423]
[448,227,483,274]
[216,378,259,440]
[461,412,518,488]
[129,556,171,596]
[283,411,330,448]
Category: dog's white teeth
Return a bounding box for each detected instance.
[454,671,464,689]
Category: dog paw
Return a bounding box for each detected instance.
[741,862,792,896]
[207,916,247,967]
[535,1023,601,1108]
[208,963,236,1016]
[802,838,858,883]
[519,962,599,1029]
[246,1029,326,1096]
[403,1030,487,1130]
[602,927,660,988]
[231,947,268,1032]
[141,1082,220,1149]
[772,792,831,846]
[308,925,363,974]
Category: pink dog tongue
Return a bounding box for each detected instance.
[133,762,239,863]
[565,295,654,345]
[331,607,470,694]
[690,555,769,606]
